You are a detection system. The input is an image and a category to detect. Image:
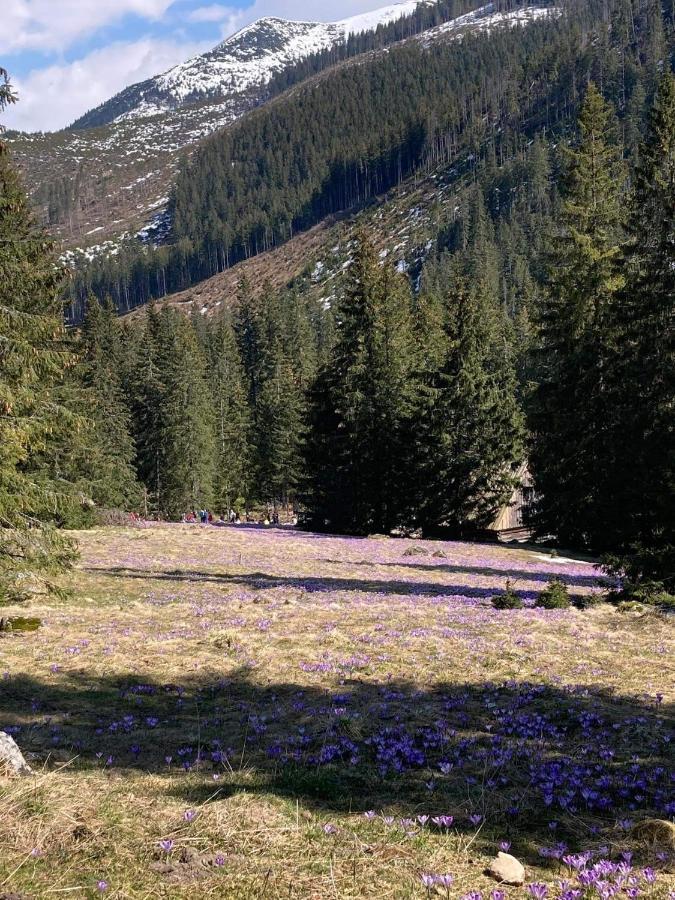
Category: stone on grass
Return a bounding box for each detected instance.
[0,732,33,776]
[487,852,525,885]
[631,819,675,849]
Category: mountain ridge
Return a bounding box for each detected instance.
[68,1,431,130]
[5,0,512,256]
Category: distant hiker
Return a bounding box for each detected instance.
[200,509,207,524]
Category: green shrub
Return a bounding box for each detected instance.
[573,593,602,610]
[536,578,571,609]
[491,580,523,610]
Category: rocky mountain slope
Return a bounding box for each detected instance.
[5,1,432,254]
[5,2,554,263]
[70,3,431,129]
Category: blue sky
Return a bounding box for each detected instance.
[2,0,388,132]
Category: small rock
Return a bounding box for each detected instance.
[432,550,447,559]
[487,852,525,885]
[631,819,675,849]
[0,732,33,777]
[403,546,429,557]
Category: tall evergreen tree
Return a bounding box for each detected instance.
[128,305,166,514]
[256,350,305,508]
[305,235,417,534]
[207,311,251,512]
[77,296,140,511]
[607,72,675,591]
[157,311,217,519]
[0,77,80,599]
[416,249,524,535]
[529,83,626,549]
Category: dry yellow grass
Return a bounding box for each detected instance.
[0,525,672,899]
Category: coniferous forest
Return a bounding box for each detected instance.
[2,0,675,890]
[1,0,674,608]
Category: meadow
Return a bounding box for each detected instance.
[0,525,673,899]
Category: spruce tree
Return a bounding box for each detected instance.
[77,296,140,511]
[608,73,675,591]
[256,351,305,508]
[128,305,166,514]
[253,289,306,508]
[207,312,251,512]
[305,234,417,534]
[417,250,524,535]
[529,83,626,549]
[157,311,217,519]
[0,79,80,599]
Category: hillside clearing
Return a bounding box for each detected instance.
[0,525,672,898]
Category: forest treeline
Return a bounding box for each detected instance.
[67,0,671,315]
[1,53,673,606]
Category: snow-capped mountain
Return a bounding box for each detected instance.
[71,2,431,129]
[8,1,558,265]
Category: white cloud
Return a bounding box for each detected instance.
[188,3,232,22]
[1,0,179,54]
[3,37,210,132]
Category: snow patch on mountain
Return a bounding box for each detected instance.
[114,2,431,123]
[418,3,562,46]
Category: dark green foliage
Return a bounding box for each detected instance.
[536,577,571,609]
[77,296,141,511]
[491,580,524,609]
[206,312,251,511]
[529,84,626,550]
[0,89,81,599]
[602,73,675,595]
[415,197,525,536]
[304,235,419,534]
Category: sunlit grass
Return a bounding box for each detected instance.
[0,525,672,898]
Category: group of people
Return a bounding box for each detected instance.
[181,509,239,525]
[180,508,298,527]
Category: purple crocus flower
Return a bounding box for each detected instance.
[158,839,174,853]
[527,884,548,900]
[96,881,108,892]
[183,809,197,823]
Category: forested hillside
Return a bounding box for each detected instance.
[1,0,672,601]
[5,0,489,256]
[70,0,672,313]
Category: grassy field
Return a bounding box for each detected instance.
[0,525,673,899]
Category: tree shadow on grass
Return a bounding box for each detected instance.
[319,559,602,588]
[84,566,503,599]
[1,666,672,861]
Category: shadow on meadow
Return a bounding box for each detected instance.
[84,566,541,600]
[2,666,672,860]
[321,559,602,589]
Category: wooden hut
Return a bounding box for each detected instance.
[487,463,535,542]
